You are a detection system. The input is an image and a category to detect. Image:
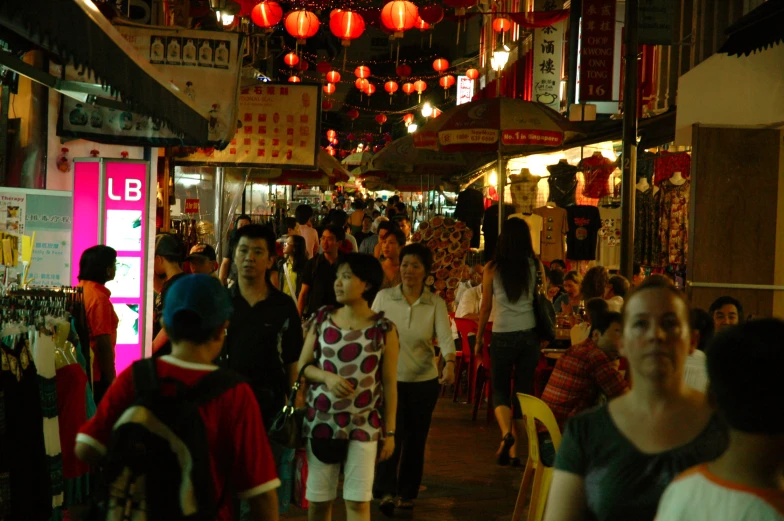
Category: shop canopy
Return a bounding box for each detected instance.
[370,135,496,177]
[719,0,784,57]
[0,0,210,143]
[249,149,350,186]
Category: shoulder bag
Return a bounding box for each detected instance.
[532,261,556,342]
[268,360,317,449]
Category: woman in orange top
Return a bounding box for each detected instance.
[77,245,119,403]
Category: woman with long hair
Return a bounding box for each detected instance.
[555,271,583,315]
[298,253,399,521]
[278,234,308,301]
[476,217,546,466]
[380,228,405,289]
[544,278,728,521]
[581,265,609,301]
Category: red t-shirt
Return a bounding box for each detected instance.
[76,356,280,520]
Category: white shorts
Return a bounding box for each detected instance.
[305,439,378,503]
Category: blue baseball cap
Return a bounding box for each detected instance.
[163,274,232,331]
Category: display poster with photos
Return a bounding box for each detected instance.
[0,192,25,268]
[178,84,320,169]
[58,27,242,146]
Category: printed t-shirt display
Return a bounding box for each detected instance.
[546,162,579,207]
[596,206,622,270]
[533,205,568,263]
[566,205,602,261]
[509,213,544,255]
[580,154,616,199]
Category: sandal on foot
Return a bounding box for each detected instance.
[379,495,396,517]
[497,433,515,466]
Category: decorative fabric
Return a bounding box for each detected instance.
[654,151,691,186]
[633,188,658,266]
[303,307,392,442]
[580,155,616,199]
[33,333,64,508]
[547,162,579,207]
[658,179,690,267]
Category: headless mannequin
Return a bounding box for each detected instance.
[636,177,650,192]
[669,171,686,186]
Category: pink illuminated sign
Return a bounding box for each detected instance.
[72,159,150,375]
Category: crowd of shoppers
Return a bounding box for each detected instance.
[71,194,782,521]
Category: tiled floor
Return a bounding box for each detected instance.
[283,395,528,520]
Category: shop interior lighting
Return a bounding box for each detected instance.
[407,123,418,133]
[222,13,235,25]
[488,170,497,186]
[421,102,433,118]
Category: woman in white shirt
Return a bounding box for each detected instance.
[372,243,456,515]
[476,218,546,466]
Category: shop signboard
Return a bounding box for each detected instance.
[532,0,565,110]
[639,0,677,45]
[185,199,200,214]
[578,0,617,101]
[58,26,242,146]
[456,75,474,106]
[72,159,154,374]
[178,84,321,169]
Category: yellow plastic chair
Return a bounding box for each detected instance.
[511,393,563,521]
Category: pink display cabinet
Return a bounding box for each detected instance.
[72,158,154,374]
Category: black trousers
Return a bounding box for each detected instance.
[374,378,440,500]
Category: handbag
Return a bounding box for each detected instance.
[268,361,317,449]
[532,262,556,342]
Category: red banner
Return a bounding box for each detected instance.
[184,199,200,214]
[501,129,564,146]
[579,0,616,101]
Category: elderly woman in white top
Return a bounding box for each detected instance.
[371,242,455,515]
[476,218,546,467]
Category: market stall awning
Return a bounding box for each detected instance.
[370,135,496,176]
[719,0,784,57]
[0,0,210,142]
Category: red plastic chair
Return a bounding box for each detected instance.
[453,318,479,402]
[471,324,494,424]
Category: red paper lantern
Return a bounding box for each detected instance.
[323,83,336,95]
[326,70,341,83]
[415,17,430,30]
[331,138,339,145]
[284,52,300,67]
[492,17,512,32]
[384,81,399,94]
[288,75,301,83]
[355,65,371,79]
[433,58,450,73]
[327,147,336,156]
[403,113,415,125]
[322,100,333,110]
[439,74,456,89]
[380,1,418,37]
[297,60,309,71]
[465,68,479,80]
[414,80,427,94]
[355,78,369,90]
[402,82,415,95]
[375,114,388,125]
[419,5,444,24]
[329,10,366,46]
[316,61,332,74]
[326,129,337,140]
[251,1,283,29]
[364,83,376,96]
[396,64,412,78]
[284,10,320,44]
[347,109,360,120]
[443,0,476,17]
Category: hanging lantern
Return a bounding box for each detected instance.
[347,108,360,120]
[354,65,371,79]
[364,83,376,96]
[403,113,415,126]
[402,82,415,99]
[375,113,388,132]
[380,1,418,37]
[316,61,332,74]
[384,80,398,104]
[419,5,444,24]
[326,70,341,83]
[288,75,301,83]
[396,64,412,79]
[323,83,336,96]
[284,52,300,67]
[442,0,476,43]
[415,16,430,31]
[331,138,339,145]
[433,58,450,73]
[414,79,427,101]
[329,10,366,46]
[326,129,337,140]
[322,100,333,110]
[439,74,455,98]
[432,107,443,118]
[251,1,283,30]
[297,60,309,71]
[466,68,479,80]
[355,78,369,91]
[284,10,320,45]
[492,17,512,33]
[327,147,336,156]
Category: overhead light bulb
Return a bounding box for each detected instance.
[216,9,221,21]
[492,44,511,71]
[489,170,497,186]
[407,123,418,133]
[221,13,235,25]
[421,102,433,118]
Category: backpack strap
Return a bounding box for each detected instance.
[186,368,248,406]
[132,358,160,398]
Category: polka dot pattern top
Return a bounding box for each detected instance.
[302,306,392,442]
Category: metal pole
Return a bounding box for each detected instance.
[620,0,639,281]
[497,149,504,235]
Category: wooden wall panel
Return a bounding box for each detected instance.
[687,126,783,318]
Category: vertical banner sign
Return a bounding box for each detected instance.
[456,75,475,106]
[533,0,565,110]
[579,0,617,101]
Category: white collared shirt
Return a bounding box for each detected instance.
[372,285,456,383]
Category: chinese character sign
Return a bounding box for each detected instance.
[533,0,564,110]
[579,0,617,101]
[456,76,475,106]
[179,84,320,169]
[184,199,200,214]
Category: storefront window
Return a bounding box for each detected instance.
[171,166,218,249]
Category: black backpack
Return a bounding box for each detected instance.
[90,358,245,521]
